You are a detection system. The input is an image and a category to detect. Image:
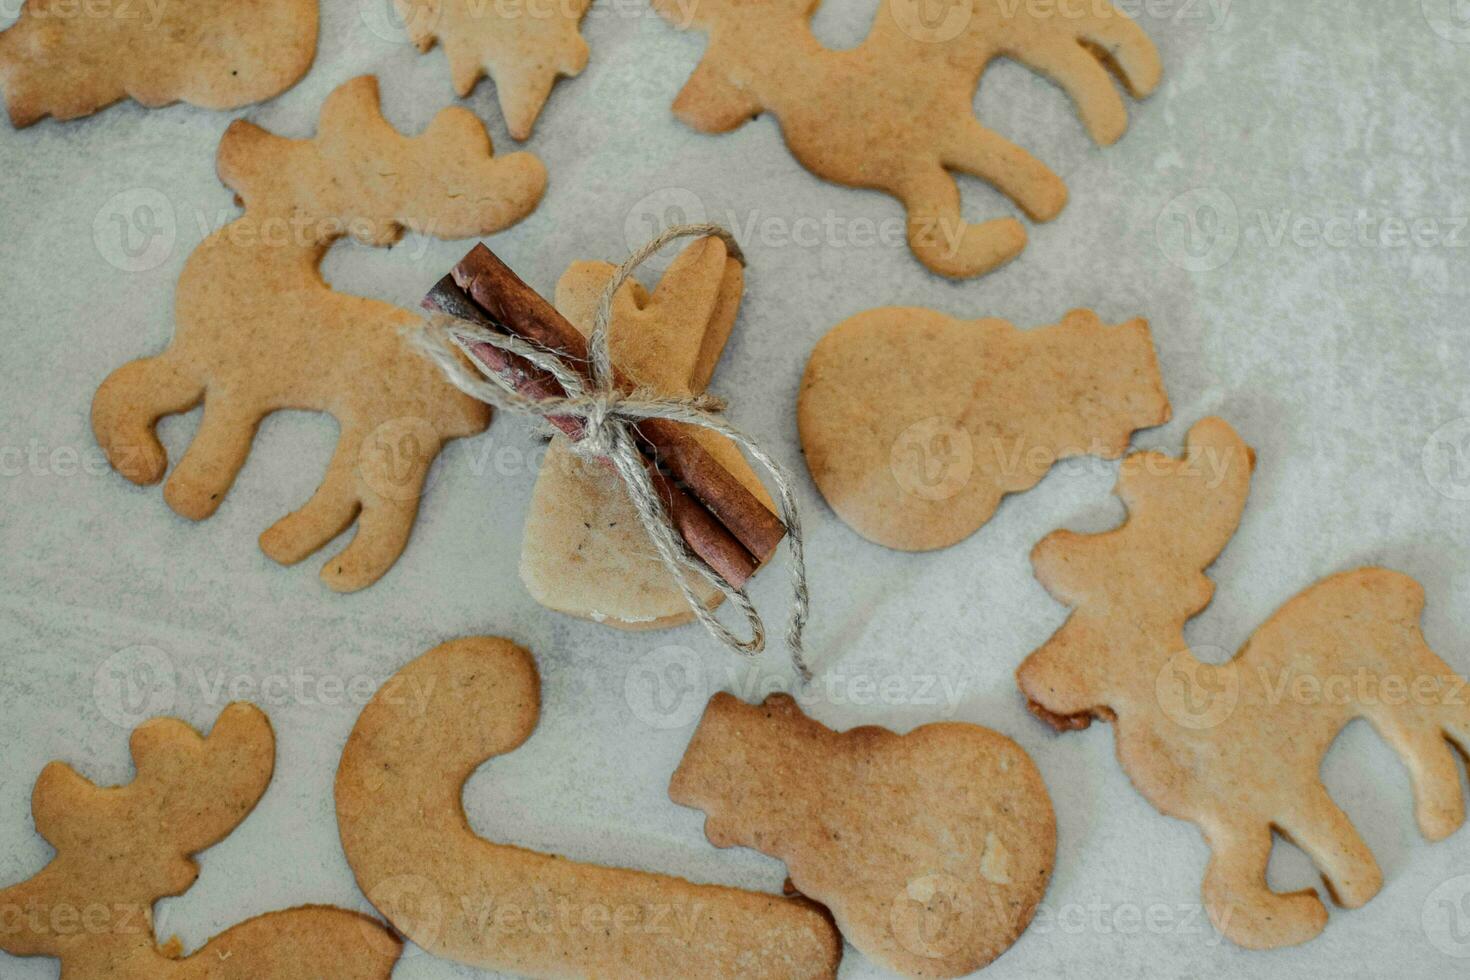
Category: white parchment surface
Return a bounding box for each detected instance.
[2,0,1469,977]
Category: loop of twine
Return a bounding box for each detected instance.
[415,224,812,683]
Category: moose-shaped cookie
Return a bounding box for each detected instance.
[653,0,1161,277]
[336,637,842,979]
[0,702,401,978]
[91,75,545,592]
[518,235,776,628]
[671,692,1056,978]
[390,0,590,139]
[798,307,1170,550]
[0,0,317,126]
[1017,417,1470,949]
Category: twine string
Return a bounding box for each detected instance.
[415,224,811,683]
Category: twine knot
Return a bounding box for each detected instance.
[570,393,619,459]
[415,224,812,683]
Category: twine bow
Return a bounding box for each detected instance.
[416,224,812,683]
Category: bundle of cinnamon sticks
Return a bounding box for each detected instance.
[422,243,786,589]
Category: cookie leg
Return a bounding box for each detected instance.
[258,439,363,567]
[91,354,204,484]
[319,496,421,593]
[1201,825,1327,949]
[898,168,1027,279]
[943,121,1067,221]
[1071,7,1164,98]
[1365,627,1470,840]
[1380,719,1468,842]
[162,398,264,520]
[1005,39,1136,146]
[1275,790,1382,909]
[491,31,590,141]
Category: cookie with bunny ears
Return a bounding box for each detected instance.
[519,235,777,628]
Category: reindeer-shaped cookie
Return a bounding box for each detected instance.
[391,0,590,139]
[799,308,1170,550]
[654,0,1161,278]
[519,235,776,627]
[1017,417,1470,949]
[92,75,545,592]
[0,0,317,126]
[0,702,401,978]
[671,692,1056,978]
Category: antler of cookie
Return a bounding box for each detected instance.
[336,637,842,979]
[0,703,401,978]
[91,75,545,593]
[670,692,1056,978]
[798,307,1170,550]
[393,0,590,139]
[1016,417,1470,949]
[0,0,317,126]
[654,0,1161,278]
[519,235,777,628]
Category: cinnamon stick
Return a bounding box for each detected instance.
[428,269,758,586]
[423,245,787,589]
[447,245,788,564]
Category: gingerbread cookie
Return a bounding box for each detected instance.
[335,637,842,979]
[653,0,1160,277]
[393,0,589,139]
[798,307,1170,551]
[1017,417,1470,949]
[519,235,777,628]
[670,692,1055,977]
[0,703,401,978]
[0,0,317,126]
[91,75,545,592]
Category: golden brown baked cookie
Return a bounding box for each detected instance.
[653,0,1161,277]
[335,636,843,979]
[519,236,776,628]
[0,703,401,978]
[393,0,589,139]
[1018,417,1470,949]
[91,75,546,592]
[671,692,1056,978]
[798,307,1170,551]
[0,0,317,126]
